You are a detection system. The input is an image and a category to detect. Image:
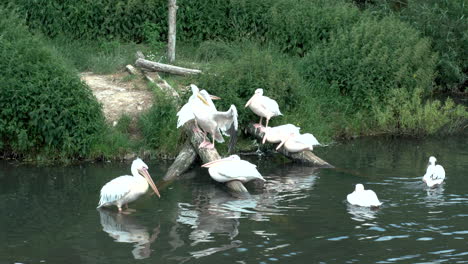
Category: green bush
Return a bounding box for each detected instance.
[367,0,467,92]
[267,0,360,56]
[373,88,468,135]
[301,15,437,111]
[0,8,105,157]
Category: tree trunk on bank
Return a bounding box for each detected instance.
[246,124,334,168]
[167,0,177,63]
[135,58,201,76]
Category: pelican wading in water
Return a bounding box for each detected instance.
[422,156,445,188]
[262,124,301,144]
[97,158,161,212]
[276,132,320,153]
[177,84,220,130]
[245,88,282,132]
[201,155,265,183]
[347,184,382,207]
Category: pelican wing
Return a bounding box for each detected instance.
[213,105,238,152]
[260,96,282,116]
[297,133,321,146]
[98,175,134,207]
[211,160,264,182]
[177,102,195,128]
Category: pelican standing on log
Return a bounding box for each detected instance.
[245,88,282,132]
[97,158,161,212]
[276,132,321,153]
[422,156,445,188]
[192,101,238,151]
[201,155,265,183]
[177,84,220,130]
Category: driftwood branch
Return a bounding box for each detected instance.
[246,124,334,168]
[163,141,197,181]
[135,58,201,76]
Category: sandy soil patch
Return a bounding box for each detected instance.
[80,72,153,124]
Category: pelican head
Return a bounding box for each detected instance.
[355,184,365,192]
[255,88,263,95]
[429,156,437,165]
[190,84,210,106]
[201,155,241,168]
[131,158,161,198]
[245,88,264,108]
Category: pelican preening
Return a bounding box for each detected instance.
[422,156,445,188]
[276,132,321,153]
[245,88,282,131]
[262,124,301,144]
[347,184,382,207]
[201,155,265,183]
[97,158,160,212]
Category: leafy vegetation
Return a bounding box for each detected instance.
[0,8,105,158]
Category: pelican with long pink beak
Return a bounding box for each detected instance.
[245,89,282,132]
[276,132,321,153]
[201,155,265,183]
[97,158,160,212]
[177,84,220,129]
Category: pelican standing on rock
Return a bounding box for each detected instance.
[97,158,161,212]
[245,89,282,132]
[201,155,265,183]
[422,156,445,188]
[276,132,320,152]
[347,184,382,207]
[177,84,220,129]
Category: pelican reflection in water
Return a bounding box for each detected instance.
[98,209,160,259]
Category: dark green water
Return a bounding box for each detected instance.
[1,136,467,263]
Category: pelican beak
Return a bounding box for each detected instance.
[140,168,161,198]
[262,129,269,144]
[197,92,210,106]
[201,157,229,168]
[245,94,256,108]
[210,95,221,100]
[276,133,292,151]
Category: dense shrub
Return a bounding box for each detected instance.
[267,0,360,56]
[366,0,467,92]
[0,8,105,157]
[193,42,304,128]
[301,15,437,111]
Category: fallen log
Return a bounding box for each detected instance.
[135,58,201,76]
[163,141,197,181]
[246,124,334,168]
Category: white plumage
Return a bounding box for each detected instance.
[245,89,282,131]
[177,84,218,128]
[262,124,301,144]
[201,155,265,183]
[422,156,445,188]
[276,132,320,152]
[347,184,382,207]
[97,158,160,212]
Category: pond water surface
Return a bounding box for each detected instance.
[0,136,467,263]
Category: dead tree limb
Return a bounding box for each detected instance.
[135,58,201,76]
[163,141,197,181]
[246,124,334,168]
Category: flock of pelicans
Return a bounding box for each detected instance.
[97,85,446,212]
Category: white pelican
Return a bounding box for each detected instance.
[262,124,301,144]
[245,89,282,131]
[422,156,445,188]
[347,184,382,207]
[97,158,160,212]
[177,84,220,129]
[276,132,320,152]
[201,155,265,183]
[192,102,238,151]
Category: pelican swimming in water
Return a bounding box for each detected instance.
[347,184,382,207]
[276,132,320,152]
[422,156,445,188]
[262,124,301,144]
[245,89,282,132]
[201,155,265,183]
[177,84,220,129]
[192,101,238,151]
[97,158,160,212]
